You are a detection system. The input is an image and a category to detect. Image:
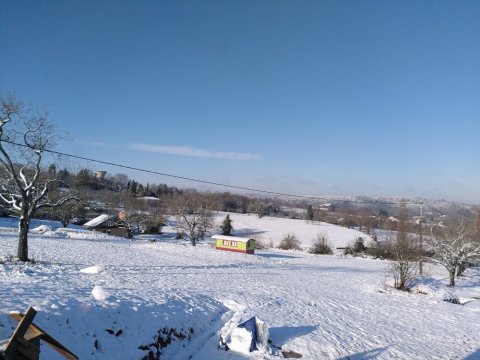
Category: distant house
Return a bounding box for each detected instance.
[211,235,255,254]
[138,196,161,206]
[83,214,131,238]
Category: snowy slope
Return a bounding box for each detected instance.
[211,212,372,249]
[0,217,479,359]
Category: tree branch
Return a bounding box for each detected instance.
[0,192,22,212]
[35,194,78,211]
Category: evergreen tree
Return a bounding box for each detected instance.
[221,215,233,235]
[353,237,366,253]
[137,183,145,196]
[57,168,72,187]
[129,180,138,195]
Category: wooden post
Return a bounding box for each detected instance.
[2,306,40,360]
[0,306,78,360]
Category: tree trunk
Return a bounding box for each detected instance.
[190,233,196,247]
[448,269,456,287]
[456,262,466,277]
[18,215,30,261]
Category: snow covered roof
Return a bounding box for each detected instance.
[83,214,111,228]
[211,235,253,243]
[138,196,161,201]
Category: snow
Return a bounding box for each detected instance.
[30,225,52,234]
[227,328,253,354]
[138,196,160,201]
[211,212,371,249]
[83,214,111,228]
[91,285,110,301]
[80,265,102,274]
[211,234,252,243]
[0,215,479,359]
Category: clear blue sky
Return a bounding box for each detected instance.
[1,1,479,202]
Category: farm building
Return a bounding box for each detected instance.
[138,196,161,206]
[83,214,132,238]
[211,235,255,254]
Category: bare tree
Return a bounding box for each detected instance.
[278,233,302,250]
[390,237,419,290]
[475,209,480,241]
[305,205,314,221]
[0,94,76,261]
[249,198,265,218]
[390,201,419,290]
[174,193,213,246]
[111,173,129,191]
[416,204,425,275]
[52,192,86,227]
[430,220,480,286]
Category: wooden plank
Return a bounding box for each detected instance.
[8,313,43,341]
[14,337,39,360]
[11,307,37,340]
[2,306,37,359]
[9,312,78,360]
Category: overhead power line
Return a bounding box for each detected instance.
[2,139,329,200]
[2,139,427,206]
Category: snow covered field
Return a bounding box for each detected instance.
[208,212,371,250]
[1,215,479,359]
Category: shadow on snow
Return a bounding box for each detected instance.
[269,325,318,347]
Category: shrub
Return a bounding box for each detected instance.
[254,239,267,250]
[365,243,394,260]
[390,259,417,290]
[278,234,301,250]
[253,235,269,250]
[144,220,163,234]
[390,238,419,290]
[443,293,461,305]
[309,234,333,255]
[353,237,366,253]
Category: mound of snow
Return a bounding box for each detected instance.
[80,265,102,274]
[228,327,254,354]
[30,225,52,234]
[91,285,110,301]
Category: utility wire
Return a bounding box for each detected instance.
[2,139,331,200]
[2,139,430,206]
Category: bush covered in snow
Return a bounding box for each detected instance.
[253,235,271,250]
[309,234,333,255]
[278,233,302,250]
[443,293,460,305]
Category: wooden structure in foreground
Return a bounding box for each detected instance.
[0,306,78,360]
